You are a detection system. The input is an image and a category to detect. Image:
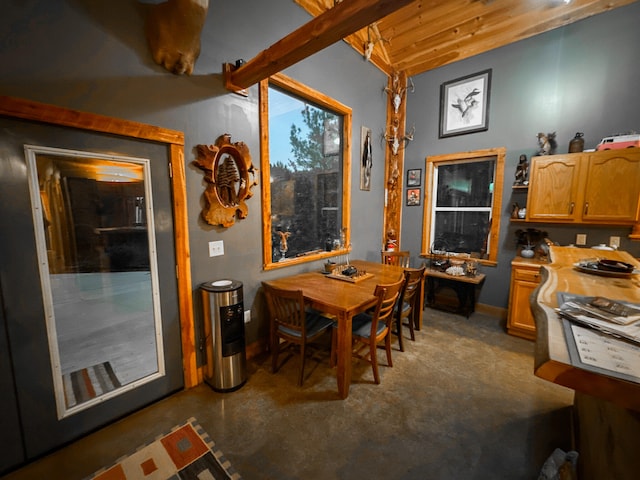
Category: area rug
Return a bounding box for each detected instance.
[63,361,121,408]
[87,417,241,480]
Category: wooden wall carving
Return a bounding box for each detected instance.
[194,134,258,228]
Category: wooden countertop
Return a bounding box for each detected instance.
[533,246,640,412]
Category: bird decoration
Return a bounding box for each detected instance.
[537,132,557,155]
[451,88,481,118]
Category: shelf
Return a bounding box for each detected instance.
[512,185,528,191]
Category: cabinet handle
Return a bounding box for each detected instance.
[584,202,589,215]
[569,202,574,214]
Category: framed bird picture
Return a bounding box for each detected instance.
[439,69,491,138]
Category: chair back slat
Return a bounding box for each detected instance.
[263,283,334,386]
[394,265,426,351]
[381,250,410,268]
[264,285,306,335]
[399,266,426,306]
[371,278,405,331]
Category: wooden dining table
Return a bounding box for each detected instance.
[262,259,409,399]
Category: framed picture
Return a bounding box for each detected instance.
[360,126,372,191]
[407,169,421,187]
[439,69,491,138]
[406,188,421,206]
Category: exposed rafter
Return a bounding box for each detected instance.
[224,0,416,91]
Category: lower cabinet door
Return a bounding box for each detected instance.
[507,264,541,340]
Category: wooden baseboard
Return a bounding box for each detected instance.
[476,302,507,320]
[246,339,268,360]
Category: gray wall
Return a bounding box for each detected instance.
[1,1,639,350]
[403,2,640,309]
[0,0,389,353]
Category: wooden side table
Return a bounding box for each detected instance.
[424,269,486,318]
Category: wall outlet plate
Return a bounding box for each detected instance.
[609,236,620,248]
[208,240,224,257]
[576,234,587,246]
[244,310,251,324]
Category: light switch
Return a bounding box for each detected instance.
[208,240,224,257]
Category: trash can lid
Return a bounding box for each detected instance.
[200,279,242,292]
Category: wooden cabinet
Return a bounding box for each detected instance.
[526,149,640,225]
[507,259,543,340]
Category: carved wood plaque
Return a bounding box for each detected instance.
[194,134,258,227]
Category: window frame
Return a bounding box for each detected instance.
[421,148,505,266]
[259,73,352,270]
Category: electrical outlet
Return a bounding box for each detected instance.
[576,234,587,246]
[208,240,224,257]
[609,236,620,249]
[244,310,251,324]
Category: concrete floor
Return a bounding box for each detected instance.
[3,309,575,480]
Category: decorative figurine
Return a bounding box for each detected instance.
[515,228,548,258]
[511,202,521,219]
[276,230,291,262]
[518,207,527,219]
[537,132,557,155]
[514,154,529,186]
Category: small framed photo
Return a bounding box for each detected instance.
[439,69,491,138]
[407,169,421,187]
[406,188,421,206]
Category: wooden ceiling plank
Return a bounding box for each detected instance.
[228,0,417,89]
[398,0,636,75]
[390,4,520,66]
[392,0,633,73]
[294,0,637,78]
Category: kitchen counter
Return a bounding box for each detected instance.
[533,246,640,411]
[532,246,640,480]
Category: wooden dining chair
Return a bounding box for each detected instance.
[333,278,404,385]
[263,283,335,386]
[381,250,411,268]
[394,265,426,352]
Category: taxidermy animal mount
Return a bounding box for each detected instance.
[194,134,258,228]
[384,73,414,114]
[537,132,557,156]
[145,0,209,75]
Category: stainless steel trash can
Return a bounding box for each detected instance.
[200,279,247,392]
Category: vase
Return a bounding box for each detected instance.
[568,132,585,153]
[520,247,535,258]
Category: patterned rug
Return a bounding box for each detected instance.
[87,418,241,480]
[63,361,121,408]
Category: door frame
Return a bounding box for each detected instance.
[0,95,198,388]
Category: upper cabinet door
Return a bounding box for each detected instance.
[527,155,583,222]
[582,150,640,224]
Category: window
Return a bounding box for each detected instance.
[259,73,352,270]
[421,148,505,265]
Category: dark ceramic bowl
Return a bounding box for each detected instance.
[597,259,635,273]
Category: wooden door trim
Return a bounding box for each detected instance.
[0,95,197,388]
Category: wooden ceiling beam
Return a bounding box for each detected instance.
[224,0,416,90]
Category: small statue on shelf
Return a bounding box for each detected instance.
[537,132,557,156]
[514,154,529,186]
[511,202,521,219]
